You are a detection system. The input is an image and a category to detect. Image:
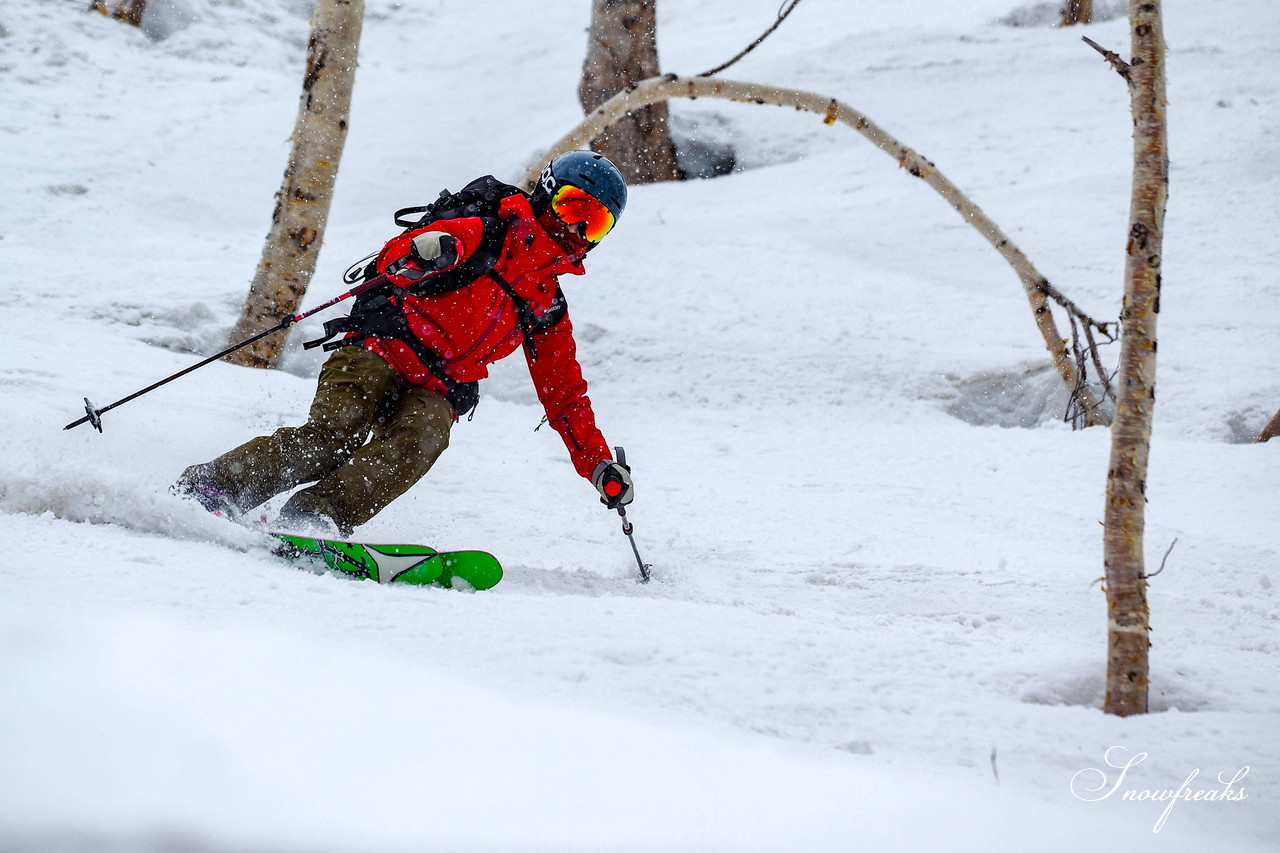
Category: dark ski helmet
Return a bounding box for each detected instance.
[534,150,627,243]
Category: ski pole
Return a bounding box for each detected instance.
[612,446,652,583]
[64,274,390,433]
[618,506,652,583]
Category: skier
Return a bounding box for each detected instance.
[175,150,635,537]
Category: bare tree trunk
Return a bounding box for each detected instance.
[579,0,682,184]
[227,0,364,369]
[1062,0,1094,26]
[526,75,1110,423]
[90,0,147,27]
[1258,407,1280,443]
[124,0,147,28]
[1103,0,1169,717]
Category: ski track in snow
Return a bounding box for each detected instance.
[2,1,1278,851]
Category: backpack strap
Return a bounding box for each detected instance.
[397,176,523,231]
[393,203,437,230]
[484,271,569,363]
[304,290,480,416]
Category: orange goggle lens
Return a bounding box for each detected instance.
[551,184,615,243]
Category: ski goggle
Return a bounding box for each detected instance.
[550,184,616,243]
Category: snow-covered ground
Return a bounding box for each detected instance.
[2,1,1277,850]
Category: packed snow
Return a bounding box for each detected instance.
[1,1,1277,850]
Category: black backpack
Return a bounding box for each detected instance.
[305,176,565,416]
[378,174,523,296]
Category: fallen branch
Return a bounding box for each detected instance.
[524,75,1111,424]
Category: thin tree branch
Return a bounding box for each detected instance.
[1064,313,1118,427]
[697,0,805,78]
[1082,322,1118,404]
[1066,315,1090,429]
[1039,278,1119,420]
[1034,278,1116,340]
[1144,538,1178,579]
[1082,35,1132,84]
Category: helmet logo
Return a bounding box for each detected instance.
[539,164,556,194]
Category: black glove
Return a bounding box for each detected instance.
[592,460,634,509]
[409,231,459,271]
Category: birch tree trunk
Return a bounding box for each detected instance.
[525,75,1109,422]
[1103,0,1169,717]
[579,0,682,184]
[226,0,364,369]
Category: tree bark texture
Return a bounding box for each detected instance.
[1062,0,1094,26]
[1258,407,1280,442]
[1103,0,1169,717]
[227,0,364,369]
[579,0,682,184]
[526,75,1107,422]
[124,0,146,27]
[91,0,147,27]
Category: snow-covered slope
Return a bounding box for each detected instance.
[1,1,1277,850]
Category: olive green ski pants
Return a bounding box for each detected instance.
[181,346,454,533]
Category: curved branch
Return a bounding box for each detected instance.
[697,0,806,78]
[524,75,1109,425]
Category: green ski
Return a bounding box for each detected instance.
[270,533,503,591]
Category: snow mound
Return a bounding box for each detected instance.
[944,362,1074,428]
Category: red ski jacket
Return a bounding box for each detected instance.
[363,192,611,480]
